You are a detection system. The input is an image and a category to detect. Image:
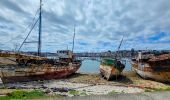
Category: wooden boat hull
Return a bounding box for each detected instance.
[132,62,170,83]
[99,65,122,80]
[0,63,81,83]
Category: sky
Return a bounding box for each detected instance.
[0,0,170,52]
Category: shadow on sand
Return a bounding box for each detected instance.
[107,75,133,84]
[67,73,134,84]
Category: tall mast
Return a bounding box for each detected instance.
[72,25,76,52]
[115,36,124,59]
[117,36,124,52]
[38,0,42,56]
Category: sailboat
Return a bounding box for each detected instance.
[0,0,82,83]
[99,37,125,80]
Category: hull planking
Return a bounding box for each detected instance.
[100,65,122,80]
[132,62,170,83]
[0,63,81,83]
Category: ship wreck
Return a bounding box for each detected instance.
[100,58,125,80]
[0,0,81,83]
[131,51,170,83]
[99,37,125,80]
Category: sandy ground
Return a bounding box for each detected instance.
[0,78,144,96]
[0,72,169,97]
[44,80,144,96]
[66,72,169,89]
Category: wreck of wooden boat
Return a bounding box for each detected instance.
[0,0,81,83]
[131,51,170,83]
[100,58,125,80]
[99,37,125,80]
[0,51,81,83]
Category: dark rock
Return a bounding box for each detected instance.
[51,87,71,92]
[41,85,48,89]
[45,88,52,94]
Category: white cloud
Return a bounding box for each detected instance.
[0,0,170,52]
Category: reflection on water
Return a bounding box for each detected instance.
[79,58,132,73]
[78,60,100,73]
[124,59,132,71]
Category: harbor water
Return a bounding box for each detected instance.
[78,58,132,73]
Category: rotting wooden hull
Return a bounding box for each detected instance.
[0,63,81,83]
[99,65,122,80]
[131,62,170,83]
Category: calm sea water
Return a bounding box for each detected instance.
[78,59,132,73]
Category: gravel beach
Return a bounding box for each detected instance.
[1,72,169,97]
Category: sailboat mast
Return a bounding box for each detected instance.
[72,25,76,52]
[38,0,42,56]
[115,36,124,59]
[117,36,124,52]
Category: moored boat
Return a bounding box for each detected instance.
[131,52,170,83]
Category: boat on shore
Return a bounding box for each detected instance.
[100,58,125,80]
[0,50,81,83]
[99,37,125,80]
[0,0,81,83]
[131,51,170,83]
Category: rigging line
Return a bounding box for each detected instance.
[8,8,40,44]
[23,8,40,33]
[18,18,39,52]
